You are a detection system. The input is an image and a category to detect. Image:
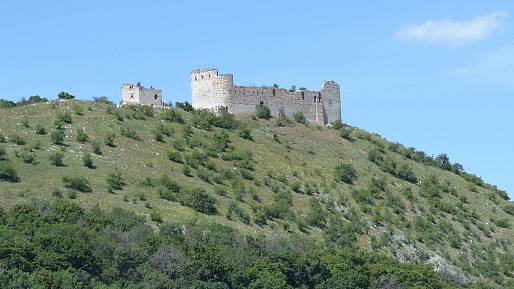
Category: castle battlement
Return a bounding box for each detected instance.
[191,68,341,125]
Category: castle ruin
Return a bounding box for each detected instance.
[191,68,341,125]
[121,82,164,107]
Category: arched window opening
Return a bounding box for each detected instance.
[154,94,158,100]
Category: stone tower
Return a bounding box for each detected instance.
[121,82,163,107]
[190,69,233,114]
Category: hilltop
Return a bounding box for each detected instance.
[1,99,513,288]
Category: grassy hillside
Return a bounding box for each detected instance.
[1,99,513,287]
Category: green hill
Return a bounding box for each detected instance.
[1,99,513,288]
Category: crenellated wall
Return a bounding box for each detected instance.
[121,82,163,107]
[191,68,341,125]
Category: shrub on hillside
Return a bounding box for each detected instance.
[340,128,353,141]
[227,202,251,224]
[334,163,357,184]
[57,91,75,100]
[56,111,73,124]
[255,103,271,119]
[160,108,184,123]
[293,111,307,124]
[72,104,85,115]
[20,151,35,164]
[237,124,253,140]
[0,161,19,182]
[305,199,326,228]
[50,130,65,145]
[215,113,239,130]
[0,146,6,161]
[104,132,116,147]
[93,96,114,105]
[91,140,102,155]
[503,204,514,216]
[166,150,182,163]
[82,153,94,169]
[76,128,89,143]
[332,120,344,129]
[121,125,140,140]
[175,101,194,112]
[10,134,26,145]
[63,176,92,192]
[107,170,124,191]
[150,210,163,222]
[49,151,65,166]
[181,188,217,215]
[35,124,47,135]
[191,109,217,130]
[396,163,417,183]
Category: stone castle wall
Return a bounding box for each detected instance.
[190,68,341,125]
[121,82,163,107]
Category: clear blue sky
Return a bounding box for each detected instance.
[1,0,513,197]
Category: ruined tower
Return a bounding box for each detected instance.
[121,82,163,107]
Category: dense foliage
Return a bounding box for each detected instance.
[0,201,479,289]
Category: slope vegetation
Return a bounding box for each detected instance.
[0,99,513,287]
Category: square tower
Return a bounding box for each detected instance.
[121,82,163,107]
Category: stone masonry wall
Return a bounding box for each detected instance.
[191,68,341,125]
[121,83,163,107]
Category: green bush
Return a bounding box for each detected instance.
[0,161,19,182]
[214,113,239,130]
[340,128,353,141]
[104,132,116,147]
[56,111,73,124]
[160,108,184,123]
[35,124,47,135]
[21,117,30,128]
[0,133,5,143]
[91,139,102,155]
[332,120,344,129]
[76,128,89,143]
[49,151,65,166]
[175,101,194,111]
[503,204,514,216]
[0,145,7,161]
[334,163,357,184]
[293,111,307,124]
[10,134,26,145]
[121,125,140,140]
[93,96,114,105]
[305,199,326,228]
[63,176,92,192]
[227,202,251,224]
[237,125,253,140]
[20,151,35,164]
[255,103,271,119]
[57,91,75,100]
[181,188,217,215]
[150,210,163,222]
[82,153,94,169]
[159,178,181,201]
[107,170,124,191]
[167,150,182,163]
[50,130,65,145]
[72,104,85,115]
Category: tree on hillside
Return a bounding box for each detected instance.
[57,91,75,100]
